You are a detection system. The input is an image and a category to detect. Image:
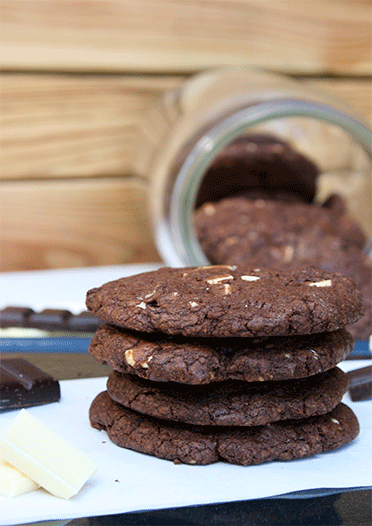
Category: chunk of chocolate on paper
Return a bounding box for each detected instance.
[347,366,372,402]
[0,358,60,411]
[0,306,101,332]
[0,307,35,328]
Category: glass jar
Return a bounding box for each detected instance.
[133,67,372,266]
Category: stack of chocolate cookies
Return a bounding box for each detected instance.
[87,265,363,466]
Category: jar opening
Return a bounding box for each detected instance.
[168,99,372,266]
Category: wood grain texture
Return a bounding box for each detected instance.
[1,74,370,180]
[1,0,371,74]
[0,178,161,271]
[0,75,183,179]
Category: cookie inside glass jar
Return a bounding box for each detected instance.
[193,133,371,341]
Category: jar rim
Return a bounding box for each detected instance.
[156,98,372,266]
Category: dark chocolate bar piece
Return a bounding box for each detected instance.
[0,306,101,332]
[65,311,102,332]
[0,307,35,328]
[347,366,372,402]
[0,358,61,411]
[27,309,72,330]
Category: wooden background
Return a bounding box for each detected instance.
[1,0,371,272]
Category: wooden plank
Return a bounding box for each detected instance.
[0,75,184,179]
[1,1,371,75]
[0,178,161,271]
[306,78,372,125]
[1,74,371,180]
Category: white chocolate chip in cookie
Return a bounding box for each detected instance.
[241,275,260,282]
[124,349,136,367]
[224,237,239,246]
[144,291,157,299]
[283,245,294,262]
[206,275,234,284]
[189,301,198,307]
[141,356,153,369]
[204,204,216,216]
[308,279,332,288]
[223,284,232,295]
[136,301,147,309]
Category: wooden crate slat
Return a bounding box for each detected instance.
[1,74,370,180]
[0,178,161,271]
[1,1,371,74]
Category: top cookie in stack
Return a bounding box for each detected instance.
[86,266,362,338]
[87,265,363,466]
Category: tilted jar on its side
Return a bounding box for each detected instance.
[133,67,372,266]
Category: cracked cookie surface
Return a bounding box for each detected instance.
[89,325,354,384]
[86,265,363,338]
[89,393,359,466]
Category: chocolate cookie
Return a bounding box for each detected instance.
[195,134,320,207]
[106,368,349,427]
[86,265,363,338]
[89,393,359,466]
[194,197,367,265]
[89,325,354,384]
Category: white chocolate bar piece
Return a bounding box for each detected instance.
[0,457,39,497]
[0,409,97,499]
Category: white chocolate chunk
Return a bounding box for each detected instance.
[141,356,153,369]
[283,245,294,262]
[241,275,260,282]
[308,279,332,288]
[144,291,156,299]
[189,301,198,307]
[206,275,234,284]
[203,204,216,216]
[136,301,147,309]
[0,457,39,497]
[125,349,136,367]
[223,284,232,295]
[0,409,97,499]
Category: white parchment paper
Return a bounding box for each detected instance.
[0,360,371,526]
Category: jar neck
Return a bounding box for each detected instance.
[158,98,372,266]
